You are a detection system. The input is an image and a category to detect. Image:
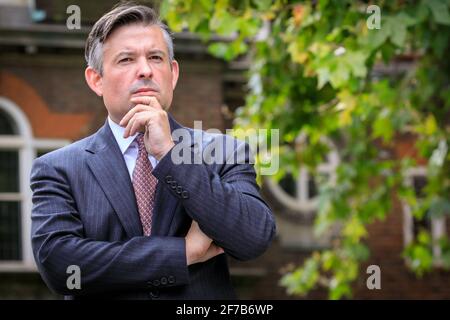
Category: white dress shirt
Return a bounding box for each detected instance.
[108,117,158,180]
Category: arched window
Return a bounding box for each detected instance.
[0,109,16,135]
[0,97,69,271]
[265,134,340,249]
[266,134,339,216]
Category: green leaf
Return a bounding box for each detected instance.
[187,5,206,31]
[432,31,449,58]
[342,216,367,242]
[390,21,407,47]
[418,230,431,245]
[346,51,367,78]
[367,20,389,49]
[252,0,272,11]
[198,0,213,11]
[316,68,331,89]
[373,109,394,142]
[280,258,320,295]
[159,0,170,19]
[329,282,352,300]
[397,12,417,27]
[164,9,185,32]
[329,62,350,88]
[427,0,450,25]
[210,11,240,36]
[239,17,260,38]
[207,42,229,58]
[425,114,437,135]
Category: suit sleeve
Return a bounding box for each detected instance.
[152,137,276,261]
[30,157,189,296]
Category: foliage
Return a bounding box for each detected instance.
[161,0,450,299]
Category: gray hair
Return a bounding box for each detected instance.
[85,3,174,75]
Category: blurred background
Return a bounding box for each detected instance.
[0,0,449,299]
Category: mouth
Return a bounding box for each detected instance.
[132,88,159,96]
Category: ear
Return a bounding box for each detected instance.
[84,67,103,96]
[171,60,179,90]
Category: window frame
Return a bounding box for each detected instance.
[402,166,447,267]
[0,97,70,272]
[265,134,340,215]
[265,134,340,249]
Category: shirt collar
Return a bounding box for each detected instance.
[107,116,138,155]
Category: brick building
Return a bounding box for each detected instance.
[0,0,449,299]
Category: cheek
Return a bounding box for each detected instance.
[161,73,175,92]
[101,80,131,115]
[103,74,129,99]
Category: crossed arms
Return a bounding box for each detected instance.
[30,137,276,296]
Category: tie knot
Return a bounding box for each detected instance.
[136,134,146,152]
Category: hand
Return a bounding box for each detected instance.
[119,96,174,160]
[185,221,224,266]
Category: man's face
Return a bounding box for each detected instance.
[95,23,179,123]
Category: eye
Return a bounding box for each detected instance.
[150,55,163,62]
[119,58,132,63]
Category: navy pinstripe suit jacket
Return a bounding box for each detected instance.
[30,115,276,299]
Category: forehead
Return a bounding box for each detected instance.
[103,24,167,55]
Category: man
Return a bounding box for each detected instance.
[30,3,275,299]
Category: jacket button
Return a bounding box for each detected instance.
[176,186,183,194]
[165,175,172,183]
[160,277,168,285]
[170,181,177,189]
[181,191,189,199]
[168,275,175,284]
[153,279,160,286]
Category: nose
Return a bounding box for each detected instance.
[137,57,153,79]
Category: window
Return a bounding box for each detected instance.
[265,134,340,249]
[0,109,21,262]
[0,97,69,271]
[0,109,16,135]
[402,167,448,266]
[266,134,339,216]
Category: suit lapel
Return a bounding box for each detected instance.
[85,115,193,238]
[85,121,143,238]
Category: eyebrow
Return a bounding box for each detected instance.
[114,49,166,60]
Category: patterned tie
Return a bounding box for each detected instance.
[132,134,157,236]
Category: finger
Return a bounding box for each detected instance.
[130,95,154,106]
[120,104,148,127]
[210,243,224,255]
[123,116,135,138]
[124,112,146,138]
[200,244,224,262]
[131,96,162,110]
[129,114,147,137]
